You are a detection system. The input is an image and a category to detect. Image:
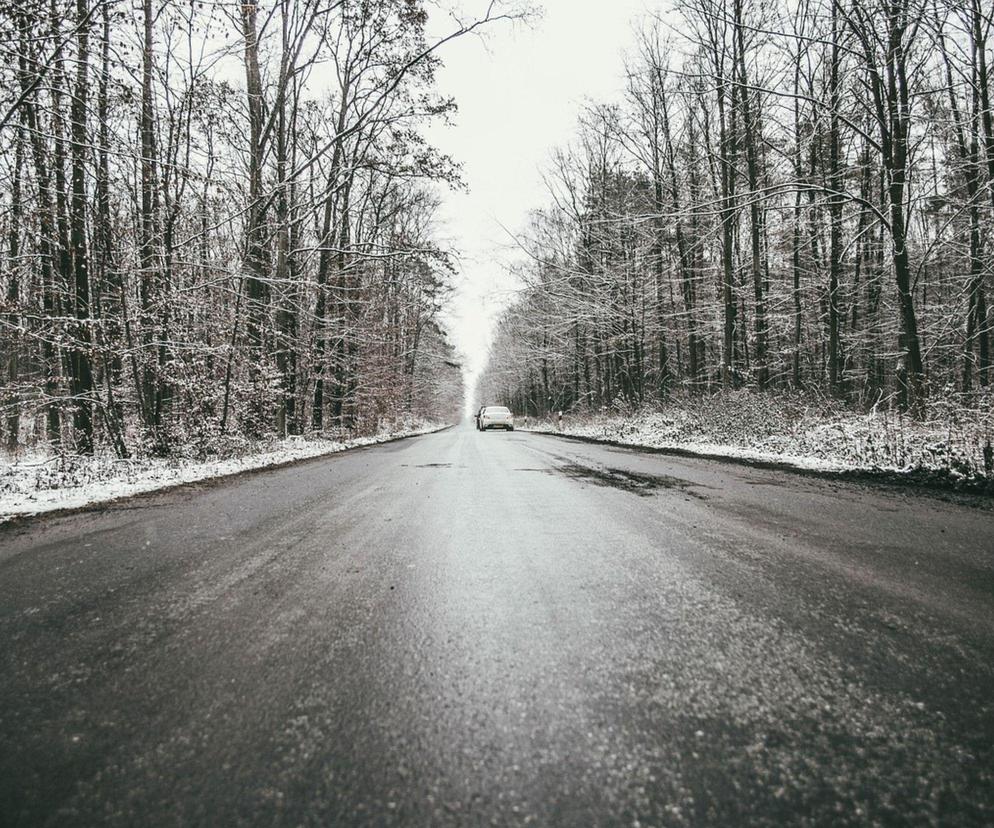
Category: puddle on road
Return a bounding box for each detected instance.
[518,462,707,499]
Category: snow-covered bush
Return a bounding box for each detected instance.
[527,390,993,486]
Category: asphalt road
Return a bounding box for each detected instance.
[2,424,993,826]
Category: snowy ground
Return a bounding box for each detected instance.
[523,391,994,485]
[0,419,447,522]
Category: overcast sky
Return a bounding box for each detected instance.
[425,0,652,403]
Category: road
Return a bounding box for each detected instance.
[2,424,993,826]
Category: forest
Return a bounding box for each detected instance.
[479,0,994,425]
[0,0,508,459]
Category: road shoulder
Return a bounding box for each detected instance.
[524,428,994,505]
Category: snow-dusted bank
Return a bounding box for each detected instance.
[0,420,447,522]
[523,392,994,486]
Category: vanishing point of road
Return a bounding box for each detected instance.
[2,424,993,826]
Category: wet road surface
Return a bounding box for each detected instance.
[2,424,993,826]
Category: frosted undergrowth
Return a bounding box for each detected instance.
[0,418,445,521]
[525,391,994,484]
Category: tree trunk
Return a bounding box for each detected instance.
[5,115,24,453]
[826,2,843,394]
[716,74,738,388]
[734,0,768,389]
[240,0,272,434]
[67,0,95,453]
[18,9,61,443]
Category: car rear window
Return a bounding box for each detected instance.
[488,407,510,414]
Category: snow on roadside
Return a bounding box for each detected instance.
[522,391,994,484]
[0,420,446,522]
[526,423,854,473]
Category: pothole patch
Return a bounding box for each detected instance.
[519,462,707,499]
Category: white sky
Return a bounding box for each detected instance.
[425,0,652,404]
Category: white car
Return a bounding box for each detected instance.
[479,406,514,431]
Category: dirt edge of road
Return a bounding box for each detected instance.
[529,430,994,506]
[0,426,455,531]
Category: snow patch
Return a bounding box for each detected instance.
[0,420,446,522]
[523,391,994,483]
